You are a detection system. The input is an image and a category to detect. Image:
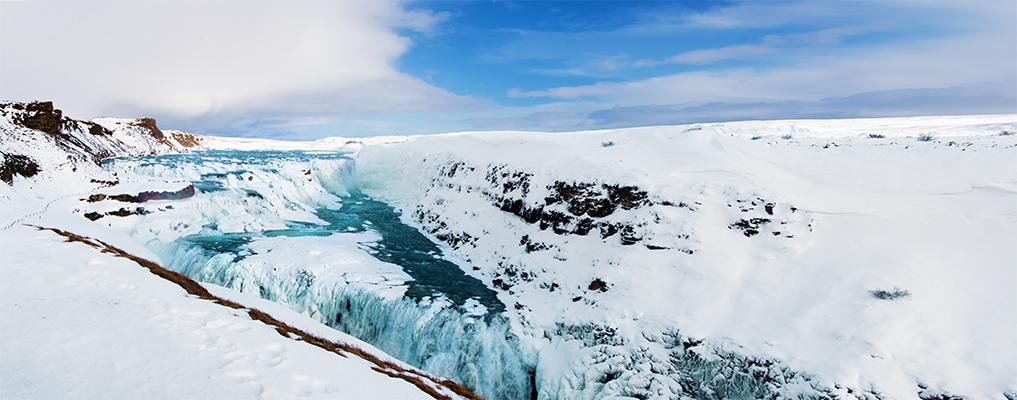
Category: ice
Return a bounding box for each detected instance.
[316,290,532,400]
[101,149,534,400]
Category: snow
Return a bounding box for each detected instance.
[0,219,438,399]
[3,111,1015,400]
[195,134,413,152]
[353,115,1017,399]
[238,233,413,300]
[0,107,475,400]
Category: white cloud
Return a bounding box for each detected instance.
[627,27,863,68]
[0,1,480,133]
[469,81,1015,132]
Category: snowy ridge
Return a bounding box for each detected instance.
[195,133,414,152]
[354,116,1017,400]
[699,114,1015,139]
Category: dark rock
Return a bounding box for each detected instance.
[108,207,134,217]
[169,131,201,148]
[0,152,41,184]
[619,225,642,245]
[492,279,512,291]
[519,204,543,224]
[604,184,649,211]
[546,182,617,218]
[434,231,475,249]
[24,101,54,113]
[574,218,594,235]
[89,179,118,187]
[519,235,552,253]
[598,223,619,239]
[87,122,111,136]
[16,101,62,135]
[133,117,164,139]
[101,185,196,203]
[729,218,771,237]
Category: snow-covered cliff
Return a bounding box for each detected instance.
[355,115,1017,400]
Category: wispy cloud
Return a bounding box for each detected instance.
[474,82,1016,132]
[632,27,862,67]
[633,44,776,67]
[507,18,1015,106]
[527,68,593,77]
[630,1,882,32]
[592,54,631,71]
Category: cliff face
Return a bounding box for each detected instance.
[0,101,204,187]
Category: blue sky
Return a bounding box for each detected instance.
[1,1,1014,139]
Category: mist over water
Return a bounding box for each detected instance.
[109,150,533,399]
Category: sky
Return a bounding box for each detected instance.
[1,0,1014,139]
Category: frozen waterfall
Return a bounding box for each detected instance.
[106,150,534,400]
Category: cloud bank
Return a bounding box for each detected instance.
[0,1,482,136]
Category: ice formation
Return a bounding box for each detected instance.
[103,150,533,400]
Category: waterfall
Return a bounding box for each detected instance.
[112,150,535,400]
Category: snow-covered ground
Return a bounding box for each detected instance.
[0,216,448,399]
[353,115,1017,400]
[2,106,1015,400]
[0,103,478,400]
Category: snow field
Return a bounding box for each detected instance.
[1,109,477,399]
[0,217,440,399]
[3,111,1014,399]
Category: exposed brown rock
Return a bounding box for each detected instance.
[0,152,41,185]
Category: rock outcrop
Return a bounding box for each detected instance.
[0,101,204,185]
